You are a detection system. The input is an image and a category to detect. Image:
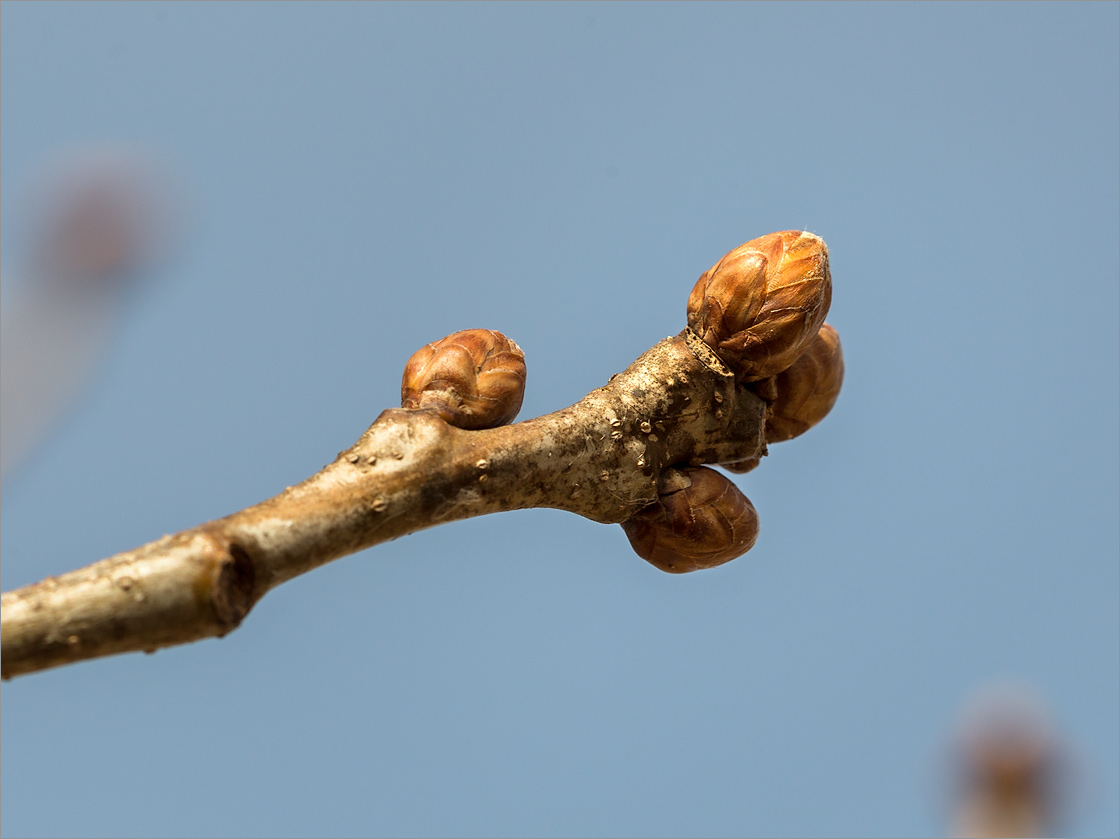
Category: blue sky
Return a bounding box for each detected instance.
[1,2,1117,837]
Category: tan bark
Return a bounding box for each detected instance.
[1,329,767,679]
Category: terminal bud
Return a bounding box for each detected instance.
[687,231,831,382]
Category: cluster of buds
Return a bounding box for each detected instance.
[399,232,842,576]
[0,230,847,679]
[623,230,844,574]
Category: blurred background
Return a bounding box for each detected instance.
[1,3,1116,837]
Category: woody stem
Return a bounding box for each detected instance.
[0,330,765,680]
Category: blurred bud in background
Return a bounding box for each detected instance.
[1,146,177,479]
[948,682,1070,838]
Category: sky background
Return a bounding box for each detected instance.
[1,2,1117,837]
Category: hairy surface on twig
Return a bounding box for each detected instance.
[1,329,766,679]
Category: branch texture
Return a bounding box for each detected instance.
[2,229,844,680]
[1,330,764,678]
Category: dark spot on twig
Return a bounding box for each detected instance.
[212,544,256,630]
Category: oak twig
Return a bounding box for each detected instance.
[1,329,766,679]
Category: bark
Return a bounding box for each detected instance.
[0,329,767,679]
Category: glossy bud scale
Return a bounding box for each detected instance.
[401,329,526,430]
[765,323,844,443]
[621,466,759,573]
[687,230,831,382]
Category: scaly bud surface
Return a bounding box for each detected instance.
[401,329,526,430]
[765,323,844,443]
[620,466,759,573]
[687,230,832,382]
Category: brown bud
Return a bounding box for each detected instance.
[765,323,844,443]
[720,456,761,474]
[401,329,526,430]
[686,230,832,382]
[620,466,759,574]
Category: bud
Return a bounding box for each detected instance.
[720,456,761,474]
[401,329,526,430]
[620,466,759,573]
[686,230,831,382]
[765,323,844,443]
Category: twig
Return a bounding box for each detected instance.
[3,229,843,680]
[1,329,764,679]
